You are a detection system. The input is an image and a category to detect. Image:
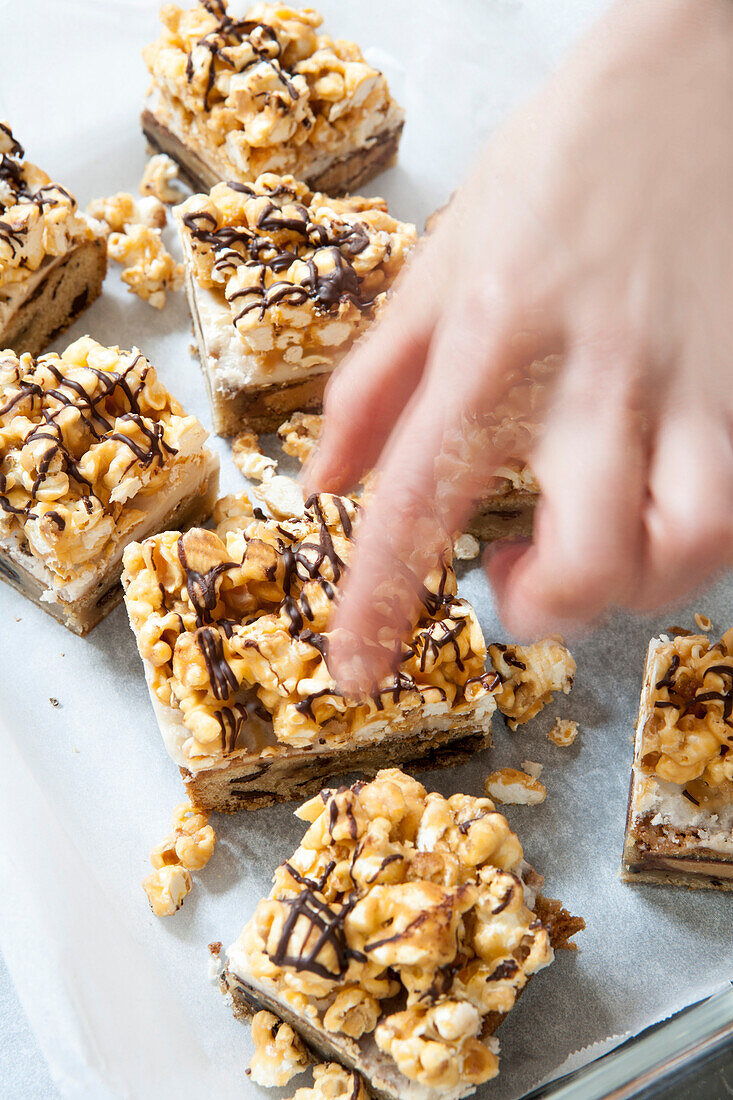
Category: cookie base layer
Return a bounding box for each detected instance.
[141,108,403,197]
[184,724,492,813]
[1,238,107,358]
[622,805,733,892]
[0,461,219,635]
[467,490,537,542]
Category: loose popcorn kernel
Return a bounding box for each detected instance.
[521,759,544,778]
[108,224,184,309]
[490,637,576,729]
[140,154,182,204]
[289,1064,368,1100]
[143,864,192,917]
[485,768,547,806]
[278,412,323,465]
[232,431,278,482]
[88,191,167,232]
[249,1010,310,1088]
[547,718,579,747]
[253,474,305,519]
[694,612,712,633]
[453,533,480,561]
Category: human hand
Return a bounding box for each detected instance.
[305,0,733,690]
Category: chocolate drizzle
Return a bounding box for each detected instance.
[270,861,365,979]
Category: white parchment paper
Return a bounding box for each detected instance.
[0,2,731,1098]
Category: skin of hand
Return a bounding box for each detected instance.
[304,0,733,692]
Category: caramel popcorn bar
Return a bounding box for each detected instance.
[121,490,498,811]
[0,336,219,634]
[221,769,583,1100]
[0,124,106,357]
[622,631,733,890]
[142,2,404,197]
[176,174,415,434]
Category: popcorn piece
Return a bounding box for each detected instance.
[143,864,192,917]
[453,533,480,561]
[547,718,579,747]
[232,430,277,482]
[695,612,712,633]
[288,1064,368,1100]
[121,495,499,812]
[0,122,106,357]
[490,638,576,729]
[142,3,404,197]
[252,473,304,519]
[622,630,733,890]
[108,224,184,309]
[88,191,167,232]
[278,412,323,465]
[140,154,182,204]
[223,770,581,1099]
[144,799,216,918]
[0,336,218,634]
[249,1010,310,1088]
[175,175,416,434]
[485,768,547,806]
[521,759,544,778]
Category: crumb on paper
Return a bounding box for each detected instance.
[232,430,278,482]
[249,1010,310,1088]
[521,759,543,779]
[140,153,182,204]
[485,767,546,805]
[453,532,480,561]
[547,718,579,747]
[49,697,59,707]
[207,941,224,982]
[694,612,712,632]
[143,799,216,917]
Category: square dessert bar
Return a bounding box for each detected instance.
[0,123,107,357]
[221,768,583,1100]
[121,491,498,811]
[622,630,733,890]
[142,1,404,196]
[176,175,416,434]
[0,336,219,635]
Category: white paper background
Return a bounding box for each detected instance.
[0,2,731,1098]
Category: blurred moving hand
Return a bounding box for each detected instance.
[305,0,733,691]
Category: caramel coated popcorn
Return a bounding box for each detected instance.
[0,123,100,292]
[144,798,216,917]
[249,1010,310,1087]
[88,192,167,233]
[485,768,547,806]
[490,638,576,729]
[232,429,277,481]
[639,630,733,788]
[144,2,403,183]
[0,336,209,589]
[547,718,579,747]
[278,411,323,465]
[122,493,496,771]
[288,1064,368,1100]
[108,223,184,309]
[227,769,558,1092]
[178,175,415,368]
[140,153,182,204]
